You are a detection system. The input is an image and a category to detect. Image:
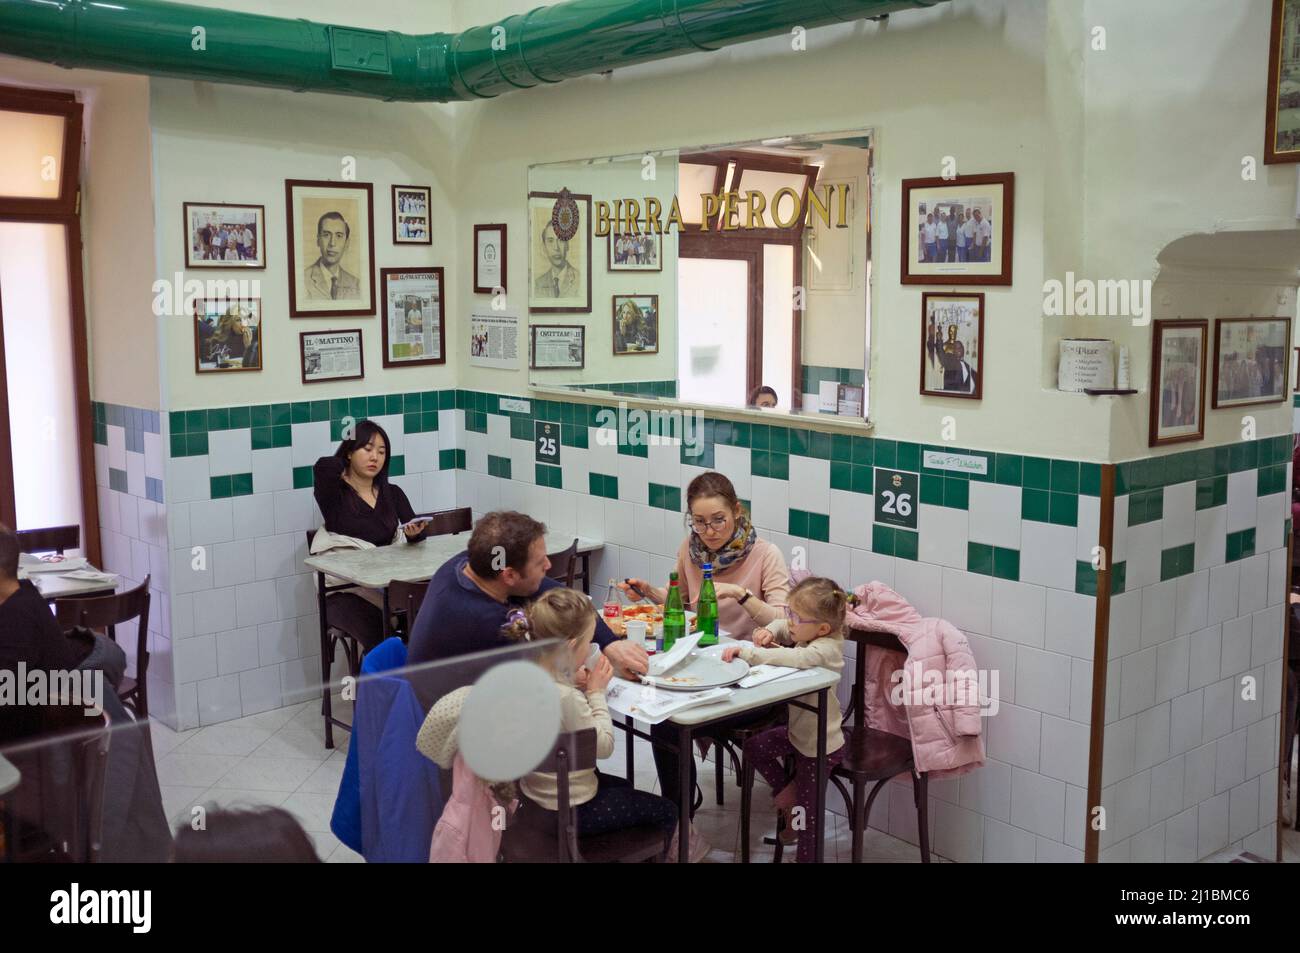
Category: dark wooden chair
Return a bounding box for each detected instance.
[546,537,580,589]
[54,575,152,720]
[305,531,365,683]
[388,578,429,641]
[424,507,472,537]
[500,729,671,863]
[17,524,80,555]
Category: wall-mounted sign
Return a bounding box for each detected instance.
[921,451,989,476]
[535,421,561,465]
[593,183,851,237]
[874,468,918,530]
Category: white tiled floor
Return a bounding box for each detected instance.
[149,705,1300,865]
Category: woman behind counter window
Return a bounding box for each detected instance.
[313,419,431,650]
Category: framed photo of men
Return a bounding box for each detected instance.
[1266,0,1300,164]
[1211,317,1290,409]
[184,202,265,269]
[919,292,984,400]
[285,179,376,318]
[528,190,592,314]
[1149,319,1207,447]
[900,173,1014,286]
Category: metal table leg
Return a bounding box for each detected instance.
[678,724,692,863]
[625,714,635,780]
[815,687,828,864]
[316,570,334,750]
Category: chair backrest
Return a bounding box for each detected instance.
[17,524,80,555]
[535,728,597,862]
[425,507,472,537]
[54,576,151,686]
[388,579,429,624]
[843,624,904,728]
[545,538,580,589]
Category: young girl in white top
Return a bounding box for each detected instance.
[504,588,677,847]
[722,576,850,863]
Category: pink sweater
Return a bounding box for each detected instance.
[672,537,790,640]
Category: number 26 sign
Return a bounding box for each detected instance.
[874,468,918,530]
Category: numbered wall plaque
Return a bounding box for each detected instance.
[874,467,918,530]
[535,421,562,465]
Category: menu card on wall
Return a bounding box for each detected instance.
[468,312,521,370]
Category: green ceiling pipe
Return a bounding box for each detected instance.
[0,0,943,102]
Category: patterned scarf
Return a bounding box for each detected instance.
[688,515,757,570]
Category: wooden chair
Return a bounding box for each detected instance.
[305,531,365,683]
[17,524,79,555]
[500,729,671,863]
[388,578,429,641]
[54,576,152,720]
[546,537,579,589]
[424,507,472,537]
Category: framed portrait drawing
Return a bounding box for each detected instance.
[919,292,984,400]
[300,328,364,385]
[1211,317,1290,408]
[194,298,262,373]
[474,223,507,294]
[392,185,432,245]
[530,324,585,370]
[1266,0,1300,163]
[184,202,265,269]
[381,267,445,369]
[285,179,376,318]
[528,190,592,313]
[1149,319,1207,447]
[612,294,659,355]
[900,173,1014,286]
[608,231,662,272]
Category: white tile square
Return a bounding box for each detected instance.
[1173,570,1208,636]
[1169,688,1203,755]
[236,580,279,628]
[1194,505,1227,571]
[216,626,260,675]
[1134,702,1171,772]
[829,490,871,550]
[1165,806,1198,862]
[1039,715,1089,786]
[849,548,893,589]
[1231,665,1264,731]
[1245,717,1276,780]
[1075,494,1101,561]
[967,482,1021,550]
[1161,481,1196,548]
[646,441,680,489]
[1184,742,1216,808]
[959,757,1012,822]
[251,447,293,494]
[1102,715,1136,783]
[1112,495,1130,564]
[1197,791,1230,858]
[1009,768,1066,840]
[748,476,789,537]
[808,540,851,580]
[1124,521,1162,591]
[254,533,298,581]
[1035,838,1083,863]
[967,633,1015,706]
[170,545,213,595]
[1044,589,1095,659]
[1207,561,1240,624]
[1119,647,1158,718]
[438,409,461,448]
[1188,624,1222,690]
[631,505,667,557]
[918,504,968,569]
[189,499,234,546]
[107,423,126,470]
[1202,676,1235,742]
[1108,589,1142,660]
[175,634,218,683]
[933,800,985,863]
[1070,659,1093,724]
[208,428,253,477]
[273,488,316,535]
[982,817,1036,862]
[1255,492,1286,551]
[276,574,317,620]
[197,674,243,725]
[193,587,236,636]
[893,560,943,619]
[985,702,1040,770]
[126,450,146,499]
[1139,579,1176,648]
[1225,470,1257,534]
[1250,604,1283,668]
[991,579,1046,648]
[422,470,457,511]
[404,432,439,475]
[1019,520,1076,592]
[213,539,257,589]
[941,568,991,635]
[1267,547,1287,608]
[1151,754,1185,823]
[239,666,284,716]
[786,454,829,514]
[168,455,211,505]
[615,454,649,505]
[1064,783,1088,849]
[1155,635,1190,703]
[1114,770,1152,841]
[603,499,635,549]
[258,619,299,667]
[1228,777,1259,843]
[1220,615,1252,678]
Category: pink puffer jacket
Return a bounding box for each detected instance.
[846,581,985,781]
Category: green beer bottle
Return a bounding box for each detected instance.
[696,562,719,647]
[662,572,686,651]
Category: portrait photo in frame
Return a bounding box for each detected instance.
[919,292,984,400]
[474,223,507,294]
[1149,319,1207,447]
[900,173,1014,286]
[612,294,659,355]
[392,184,431,245]
[528,190,592,313]
[194,298,263,373]
[1211,317,1290,409]
[285,179,376,318]
[1265,0,1300,164]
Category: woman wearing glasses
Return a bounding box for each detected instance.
[621,471,790,639]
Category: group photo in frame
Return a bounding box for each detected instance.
[608,231,662,272]
[194,298,263,373]
[919,292,984,400]
[1211,317,1290,408]
[285,179,376,318]
[528,190,592,313]
[1265,0,1300,163]
[1149,319,1207,447]
[612,294,659,355]
[380,267,445,369]
[900,172,1014,286]
[474,223,507,294]
[529,324,585,370]
[183,202,265,269]
[300,328,364,385]
[392,184,432,245]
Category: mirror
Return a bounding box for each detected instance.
[526,129,871,420]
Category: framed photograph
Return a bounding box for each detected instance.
[530,324,585,370]
[528,190,592,313]
[900,173,1014,285]
[1293,346,1300,392]
[920,292,984,399]
[380,267,445,369]
[608,231,662,272]
[392,185,432,245]
[300,328,364,385]
[1149,319,1207,447]
[285,179,376,318]
[612,294,659,355]
[184,202,265,269]
[194,298,262,373]
[1211,317,1291,408]
[1266,0,1300,163]
[474,223,507,294]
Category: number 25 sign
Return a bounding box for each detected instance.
[874,468,918,530]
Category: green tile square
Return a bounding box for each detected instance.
[404,412,422,435]
[185,410,208,433]
[383,394,401,415]
[732,422,751,448]
[1022,456,1051,490]
[439,449,457,470]
[290,402,310,424]
[830,461,853,491]
[1145,489,1165,523]
[789,509,809,538]
[419,391,437,412]
[1079,463,1102,497]
[851,437,872,467]
[251,427,274,451]
[661,485,681,511]
[872,524,894,556]
[851,465,874,495]
[750,450,768,478]
[874,439,897,469]
[1021,488,1050,523]
[308,399,331,424]
[1226,530,1242,563]
[995,453,1023,486]
[993,548,1020,581]
[422,411,440,432]
[1049,492,1079,527]
[293,465,314,490]
[187,432,209,456]
[1169,450,1197,485]
[231,472,253,496]
[1213,446,1231,476]
[746,424,768,452]
[769,426,789,454]
[272,425,292,448]
[401,393,421,414]
[921,475,945,507]
[389,455,406,477]
[169,411,187,435]
[94,421,107,446]
[769,452,789,480]
[1145,455,1167,489]
[831,434,852,463]
[807,513,830,543]
[896,442,920,473]
[895,529,919,561]
[169,432,188,457]
[788,428,810,457]
[1195,448,1216,480]
[1195,477,1216,511]
[348,397,369,419]
[967,542,993,576]
[1126,491,1146,526]
[207,407,230,431]
[810,431,831,460]
[1110,561,1127,595]
[944,477,969,510]
[249,405,271,429]
[271,403,292,426]
[209,474,231,499]
[647,483,662,509]
[1241,527,1255,559]
[1075,560,1099,596]
[589,472,605,498]
[1114,464,1129,496]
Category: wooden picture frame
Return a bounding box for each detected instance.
[1266,0,1300,164]
[300,328,365,385]
[285,179,376,318]
[1293,346,1300,392]
[194,298,263,374]
[183,202,266,269]
[392,184,432,245]
[474,223,507,294]
[529,324,586,370]
[380,267,446,369]
[608,231,663,272]
[1149,319,1208,447]
[919,292,984,400]
[528,190,592,314]
[900,172,1014,286]
[1211,316,1291,408]
[612,294,660,355]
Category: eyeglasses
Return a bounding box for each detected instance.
[686,515,730,533]
[782,604,810,626]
